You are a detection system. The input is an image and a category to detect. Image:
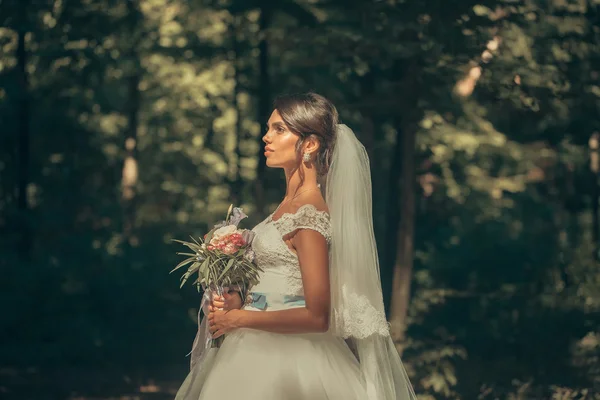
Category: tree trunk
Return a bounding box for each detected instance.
[382,120,403,314]
[359,70,376,161]
[231,15,243,205]
[254,6,272,214]
[121,0,141,242]
[122,73,140,236]
[590,133,599,260]
[16,2,31,258]
[388,122,417,347]
[593,175,599,261]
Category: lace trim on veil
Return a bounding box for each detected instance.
[334,285,390,339]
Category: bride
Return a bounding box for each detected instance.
[175,93,416,399]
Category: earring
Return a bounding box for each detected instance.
[303,152,311,162]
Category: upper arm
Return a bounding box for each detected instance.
[293,227,330,323]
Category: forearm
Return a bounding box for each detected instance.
[237,307,328,334]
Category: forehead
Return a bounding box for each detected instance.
[267,109,285,125]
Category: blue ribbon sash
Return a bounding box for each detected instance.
[248,292,306,310]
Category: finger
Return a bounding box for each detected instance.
[212,329,224,339]
[212,300,225,307]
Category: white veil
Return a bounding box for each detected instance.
[326,124,417,400]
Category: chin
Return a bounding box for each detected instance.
[265,157,290,169]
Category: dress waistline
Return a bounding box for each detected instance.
[245,292,305,311]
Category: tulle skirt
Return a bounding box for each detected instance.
[175,327,369,400]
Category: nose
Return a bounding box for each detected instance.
[262,130,272,145]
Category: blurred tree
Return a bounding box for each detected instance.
[121,0,143,243]
[15,0,31,258]
[0,0,598,398]
[230,14,243,205]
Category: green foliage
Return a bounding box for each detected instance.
[0,0,599,398]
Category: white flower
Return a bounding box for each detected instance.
[211,225,237,241]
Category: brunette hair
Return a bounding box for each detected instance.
[272,92,338,185]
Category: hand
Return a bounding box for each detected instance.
[208,309,243,339]
[209,290,243,312]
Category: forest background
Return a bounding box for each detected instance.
[1,0,599,398]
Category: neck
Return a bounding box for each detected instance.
[283,164,319,199]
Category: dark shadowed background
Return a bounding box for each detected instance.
[1,0,599,398]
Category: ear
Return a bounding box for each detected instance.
[303,135,321,155]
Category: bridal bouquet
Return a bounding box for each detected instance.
[171,205,262,347]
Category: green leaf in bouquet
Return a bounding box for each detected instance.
[218,258,236,280]
[199,257,210,273]
[189,235,203,246]
[210,256,224,270]
[198,265,210,283]
[186,261,200,275]
[170,257,195,274]
[175,252,197,257]
[214,249,227,259]
[218,258,229,270]
[172,239,202,253]
[192,275,205,287]
[180,271,192,288]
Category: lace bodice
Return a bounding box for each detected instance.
[250,204,331,296]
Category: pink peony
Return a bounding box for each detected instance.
[205,231,247,254]
[223,244,237,254]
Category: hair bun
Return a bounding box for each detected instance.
[273,92,339,176]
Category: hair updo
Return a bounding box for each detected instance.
[272,92,338,181]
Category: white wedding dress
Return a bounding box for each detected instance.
[175,204,369,399]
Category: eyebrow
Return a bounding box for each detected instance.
[267,121,285,128]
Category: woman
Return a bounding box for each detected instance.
[175,93,416,399]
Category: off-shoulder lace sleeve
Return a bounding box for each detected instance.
[273,204,332,244]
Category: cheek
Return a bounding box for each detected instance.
[280,134,299,154]
[265,130,300,167]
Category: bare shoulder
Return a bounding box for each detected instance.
[289,192,329,215]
